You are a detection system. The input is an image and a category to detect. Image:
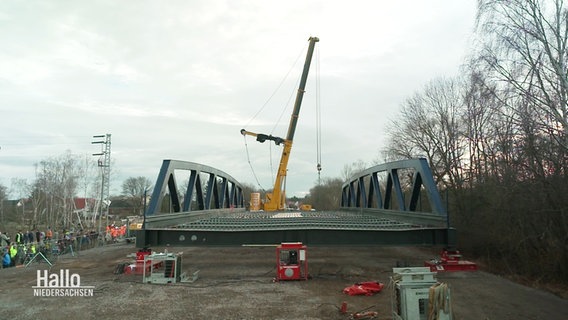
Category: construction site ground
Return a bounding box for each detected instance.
[1,242,567,320]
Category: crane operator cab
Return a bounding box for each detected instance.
[275,242,308,281]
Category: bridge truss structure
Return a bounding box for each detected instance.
[137,159,455,247]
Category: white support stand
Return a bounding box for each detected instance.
[391,267,452,320]
[142,252,197,284]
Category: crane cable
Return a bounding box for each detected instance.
[243,135,266,192]
[243,44,306,129]
[242,42,308,188]
[315,46,322,185]
[268,50,304,185]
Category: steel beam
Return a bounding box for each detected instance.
[136,210,455,247]
[137,227,455,247]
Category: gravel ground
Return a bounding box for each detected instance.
[1,242,567,320]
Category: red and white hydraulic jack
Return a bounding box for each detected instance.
[424,248,478,272]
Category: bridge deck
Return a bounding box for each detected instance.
[137,209,454,247]
[167,211,425,231]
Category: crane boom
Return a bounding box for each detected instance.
[241,36,319,211]
[286,36,319,141]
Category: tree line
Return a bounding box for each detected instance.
[382,0,568,285]
[0,151,152,232]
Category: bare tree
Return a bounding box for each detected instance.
[11,178,31,227]
[121,176,153,215]
[477,0,568,157]
[458,0,568,281]
[0,183,7,225]
[463,71,495,184]
[340,159,367,182]
[32,151,82,229]
[377,0,568,285]
[307,177,343,210]
[383,77,467,188]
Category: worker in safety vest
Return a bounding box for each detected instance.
[46,228,53,240]
[15,231,22,244]
[9,244,18,267]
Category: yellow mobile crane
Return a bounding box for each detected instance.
[241,36,319,211]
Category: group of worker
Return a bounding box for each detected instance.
[1,229,48,268]
[1,224,129,268]
[1,227,60,268]
[106,224,127,242]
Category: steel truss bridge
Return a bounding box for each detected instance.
[136,158,455,247]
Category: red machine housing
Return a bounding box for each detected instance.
[276,242,308,281]
[424,248,478,272]
[124,247,162,275]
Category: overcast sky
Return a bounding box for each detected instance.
[0,0,477,198]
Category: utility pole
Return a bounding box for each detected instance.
[92,134,111,240]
